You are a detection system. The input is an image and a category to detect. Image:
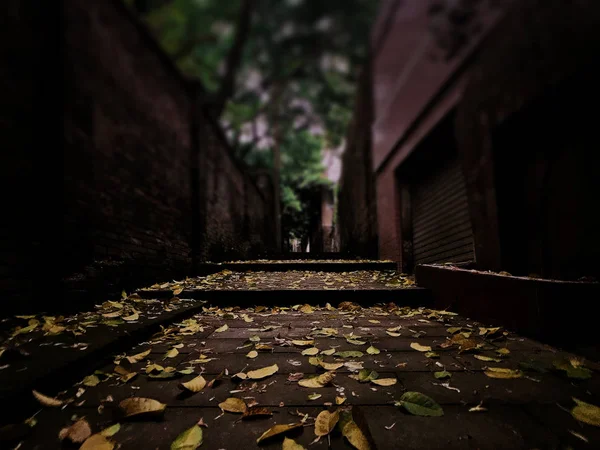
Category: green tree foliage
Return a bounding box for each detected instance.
[126,0,377,240]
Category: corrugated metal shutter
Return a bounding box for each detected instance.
[412,156,474,265]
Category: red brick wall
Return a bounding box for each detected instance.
[0,0,275,312]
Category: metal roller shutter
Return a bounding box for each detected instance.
[412,156,474,265]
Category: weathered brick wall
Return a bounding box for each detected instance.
[0,0,275,313]
[456,0,600,279]
[338,65,378,258]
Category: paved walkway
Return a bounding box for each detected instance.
[1,268,599,449]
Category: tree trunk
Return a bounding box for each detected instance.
[212,0,256,117]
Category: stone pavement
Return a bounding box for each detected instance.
[7,303,600,449]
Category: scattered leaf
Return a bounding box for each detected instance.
[246,350,258,359]
[126,349,151,364]
[32,390,63,407]
[434,371,452,380]
[80,434,114,450]
[291,340,314,347]
[298,371,335,388]
[58,419,92,444]
[496,348,510,356]
[334,351,363,358]
[282,437,305,450]
[386,331,402,337]
[164,348,179,359]
[83,375,101,387]
[474,355,502,363]
[371,378,397,386]
[247,364,279,380]
[99,424,121,437]
[366,346,380,355]
[553,359,592,380]
[340,416,371,450]
[242,406,273,420]
[484,367,523,379]
[119,397,166,418]
[424,352,439,359]
[571,398,600,427]
[315,410,340,436]
[395,391,444,416]
[215,324,229,333]
[179,375,207,393]
[308,393,322,401]
[301,347,320,356]
[410,343,431,352]
[219,397,247,413]
[335,396,347,405]
[468,401,488,413]
[170,425,203,450]
[256,423,303,444]
[357,369,379,383]
[321,348,336,356]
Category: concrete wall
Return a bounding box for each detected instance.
[0,0,276,313]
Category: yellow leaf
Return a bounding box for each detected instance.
[371,378,397,386]
[301,347,320,356]
[247,364,279,379]
[298,371,335,388]
[82,375,101,387]
[341,419,371,450]
[474,355,502,363]
[572,398,600,427]
[315,410,340,437]
[291,340,315,347]
[164,348,179,359]
[256,423,303,444]
[80,434,114,450]
[219,397,247,413]
[320,361,344,371]
[172,288,183,296]
[283,437,306,450]
[321,348,336,356]
[386,331,401,337]
[335,396,347,405]
[215,324,229,333]
[99,424,121,437]
[58,418,92,444]
[483,367,523,379]
[122,312,139,321]
[170,425,203,450]
[126,349,151,364]
[246,350,258,359]
[368,320,380,324]
[119,397,166,418]
[32,390,64,407]
[300,305,314,314]
[179,375,207,393]
[410,343,432,352]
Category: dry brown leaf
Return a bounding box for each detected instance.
[58,418,92,444]
[242,406,273,420]
[32,390,63,407]
[298,371,335,388]
[119,397,166,418]
[126,349,152,364]
[219,397,247,413]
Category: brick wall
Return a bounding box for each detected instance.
[456,0,600,279]
[0,0,275,313]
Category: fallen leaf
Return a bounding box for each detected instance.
[219,397,247,413]
[468,401,488,413]
[410,343,431,352]
[424,352,440,359]
[347,338,367,345]
[368,320,380,324]
[320,361,344,371]
[474,355,502,363]
[283,437,306,450]
[126,349,152,364]
[119,397,166,418]
[315,410,340,436]
[83,375,101,387]
[215,324,229,333]
[32,390,63,407]
[298,371,335,388]
[371,378,397,386]
[321,348,336,356]
[308,393,322,401]
[256,423,303,444]
[246,350,258,359]
[291,340,314,347]
[247,364,279,380]
[59,419,92,444]
[179,375,207,393]
[301,347,320,356]
[434,371,452,380]
[170,424,203,450]
[357,369,378,383]
[395,391,444,416]
[123,312,139,321]
[164,348,179,359]
[484,367,523,379]
[242,406,273,420]
[366,346,380,355]
[99,424,121,437]
[334,351,363,358]
[571,398,600,427]
[496,348,510,356]
[553,359,592,379]
[335,396,347,405]
[80,434,114,450]
[341,416,371,450]
[386,331,402,337]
